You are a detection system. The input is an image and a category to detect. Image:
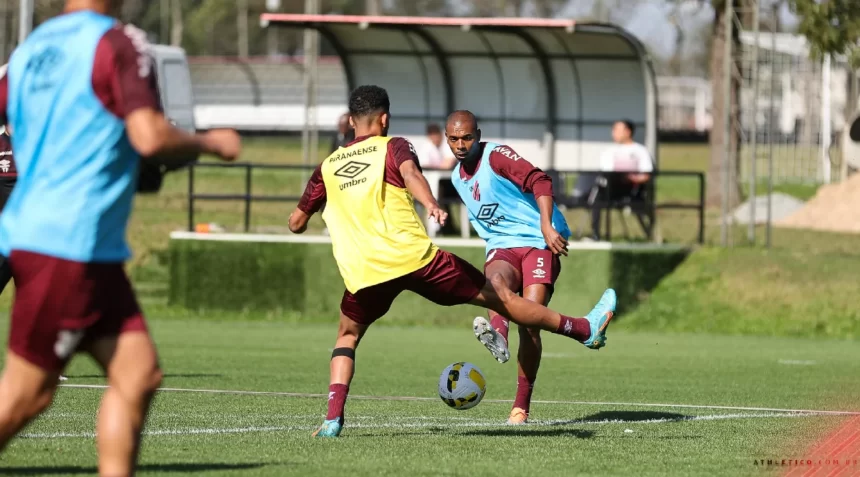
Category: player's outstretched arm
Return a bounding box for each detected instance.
[125,108,240,165]
[290,164,326,234]
[289,209,311,234]
[489,146,567,254]
[537,195,568,256]
[400,160,447,226]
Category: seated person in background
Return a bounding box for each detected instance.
[590,119,653,241]
[418,123,456,170]
[329,113,355,154]
[419,123,458,235]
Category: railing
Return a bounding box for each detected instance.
[187,163,705,244]
[552,170,706,244]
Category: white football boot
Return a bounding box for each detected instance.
[473,316,510,364]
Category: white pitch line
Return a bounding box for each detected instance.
[168,231,689,252]
[19,412,816,440]
[778,359,817,366]
[58,384,860,416]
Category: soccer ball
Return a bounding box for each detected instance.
[438,362,486,410]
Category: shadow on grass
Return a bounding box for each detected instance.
[0,462,272,475]
[609,250,689,316]
[577,411,692,423]
[462,428,596,438]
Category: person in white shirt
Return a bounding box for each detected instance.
[418,123,456,169]
[590,119,654,240]
[599,119,653,179]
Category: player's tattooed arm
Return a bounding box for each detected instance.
[391,138,447,226]
[400,160,447,226]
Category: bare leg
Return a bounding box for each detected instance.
[87,332,163,477]
[484,261,520,344]
[314,313,369,436]
[0,352,58,451]
[470,273,607,347]
[329,313,369,388]
[470,274,563,332]
[517,284,550,384]
[510,284,551,421]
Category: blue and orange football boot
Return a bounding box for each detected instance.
[582,289,617,350]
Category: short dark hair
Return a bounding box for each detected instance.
[348,85,390,119]
[618,119,635,136]
[426,123,441,135]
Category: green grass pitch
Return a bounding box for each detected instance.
[2,319,859,476]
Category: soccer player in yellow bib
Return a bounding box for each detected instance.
[289,85,616,438]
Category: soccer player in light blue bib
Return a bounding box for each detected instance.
[447,110,617,424]
[0,0,240,472]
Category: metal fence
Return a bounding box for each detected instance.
[187,162,706,244]
[733,7,856,186]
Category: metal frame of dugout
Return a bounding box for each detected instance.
[258,14,660,173]
[185,162,705,244]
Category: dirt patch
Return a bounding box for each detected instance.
[777,175,860,233]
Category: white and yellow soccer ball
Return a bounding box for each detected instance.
[438,362,486,410]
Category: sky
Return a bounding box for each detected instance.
[558,0,799,59]
[444,0,801,70]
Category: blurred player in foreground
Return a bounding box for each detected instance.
[289,85,616,438]
[0,112,15,297]
[446,110,587,424]
[0,0,240,474]
[0,84,69,383]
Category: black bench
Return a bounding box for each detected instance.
[546,170,656,241]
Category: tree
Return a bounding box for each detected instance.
[707,0,748,210]
[790,0,860,122]
[467,0,567,17]
[789,0,860,68]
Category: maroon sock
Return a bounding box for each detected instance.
[325,384,349,421]
[489,313,510,344]
[512,376,535,413]
[555,315,592,342]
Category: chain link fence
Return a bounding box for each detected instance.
[734,4,855,187]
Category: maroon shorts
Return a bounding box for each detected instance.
[484,247,561,294]
[341,249,486,325]
[7,250,148,372]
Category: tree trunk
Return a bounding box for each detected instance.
[120,0,147,24]
[170,0,183,47]
[237,0,249,58]
[708,0,742,208]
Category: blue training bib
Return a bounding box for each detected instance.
[451,143,570,256]
[0,11,139,262]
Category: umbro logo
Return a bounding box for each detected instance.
[334,161,370,179]
[477,203,505,227]
[532,268,547,279]
[476,203,498,221]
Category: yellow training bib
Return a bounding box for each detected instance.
[321,136,438,293]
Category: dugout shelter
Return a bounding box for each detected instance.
[260,14,659,171]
